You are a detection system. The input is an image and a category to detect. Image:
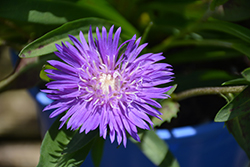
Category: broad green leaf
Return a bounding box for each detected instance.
[214,86,249,122]
[241,67,250,82]
[0,54,56,93]
[37,115,75,167]
[152,100,179,127]
[91,137,105,167]
[19,18,112,58]
[37,115,98,167]
[55,140,95,167]
[131,130,179,167]
[210,0,229,10]
[226,112,250,159]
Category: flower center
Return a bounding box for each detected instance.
[99,73,117,94]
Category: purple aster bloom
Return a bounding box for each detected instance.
[42,25,174,147]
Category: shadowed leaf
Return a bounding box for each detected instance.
[222,78,249,86]
[241,67,250,82]
[215,86,250,122]
[226,112,250,159]
[37,115,97,167]
[91,137,105,167]
[210,0,229,10]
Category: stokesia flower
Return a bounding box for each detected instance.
[42,25,174,147]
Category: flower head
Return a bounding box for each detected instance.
[43,25,174,147]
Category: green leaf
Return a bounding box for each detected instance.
[37,115,97,167]
[63,129,98,154]
[241,67,250,82]
[131,130,179,167]
[174,69,234,92]
[196,21,250,44]
[167,39,250,59]
[55,141,95,167]
[231,42,250,59]
[226,112,250,159]
[166,84,178,96]
[40,64,56,82]
[222,78,249,86]
[167,47,240,64]
[75,0,139,36]
[91,137,105,167]
[214,86,250,122]
[143,1,206,22]
[152,100,179,127]
[0,0,138,36]
[210,0,229,10]
[211,0,250,21]
[19,18,113,58]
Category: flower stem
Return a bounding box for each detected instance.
[141,22,153,44]
[172,86,247,101]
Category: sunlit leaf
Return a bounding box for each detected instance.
[19,18,113,58]
[131,130,179,167]
[152,100,179,127]
[166,84,178,96]
[40,64,56,82]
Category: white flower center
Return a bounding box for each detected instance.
[99,73,117,94]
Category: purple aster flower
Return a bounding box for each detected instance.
[42,25,174,147]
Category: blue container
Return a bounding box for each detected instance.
[33,90,249,167]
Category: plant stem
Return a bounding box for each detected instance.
[172,85,247,101]
[141,21,153,44]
